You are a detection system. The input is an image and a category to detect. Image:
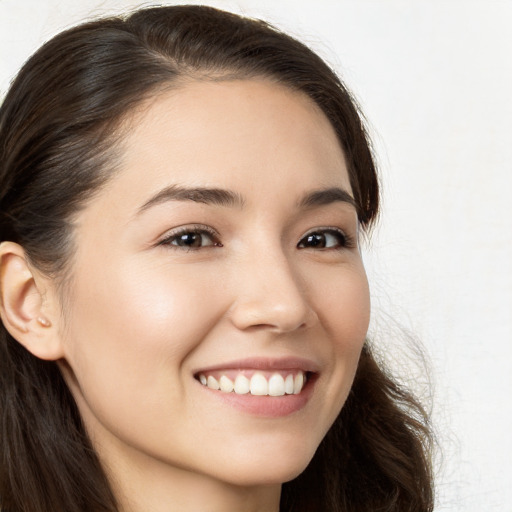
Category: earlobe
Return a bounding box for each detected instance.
[0,241,63,360]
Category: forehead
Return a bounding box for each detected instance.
[98,79,351,213]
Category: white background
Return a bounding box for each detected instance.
[1,1,511,510]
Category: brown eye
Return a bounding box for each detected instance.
[160,227,222,249]
[298,229,348,249]
[174,232,208,247]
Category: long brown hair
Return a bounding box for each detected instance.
[0,6,433,511]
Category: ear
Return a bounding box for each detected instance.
[0,241,64,360]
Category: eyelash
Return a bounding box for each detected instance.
[297,227,355,250]
[158,225,222,250]
[157,225,355,251]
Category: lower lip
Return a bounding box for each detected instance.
[196,375,316,418]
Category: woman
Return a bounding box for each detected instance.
[0,5,433,512]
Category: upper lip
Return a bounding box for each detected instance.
[193,356,321,375]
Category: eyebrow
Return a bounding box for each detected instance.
[137,184,356,214]
[297,187,357,210]
[137,185,245,214]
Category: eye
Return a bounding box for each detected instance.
[297,228,351,250]
[158,226,222,250]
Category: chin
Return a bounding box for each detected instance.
[212,440,318,487]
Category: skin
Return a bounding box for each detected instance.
[12,80,371,511]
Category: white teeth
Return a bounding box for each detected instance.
[285,374,294,394]
[207,375,219,390]
[250,373,269,395]
[268,373,285,396]
[293,372,304,394]
[234,374,250,394]
[219,375,234,393]
[199,371,307,396]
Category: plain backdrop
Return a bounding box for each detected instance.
[1,1,511,510]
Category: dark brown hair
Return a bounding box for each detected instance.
[0,5,433,511]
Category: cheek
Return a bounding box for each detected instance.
[60,260,226,424]
[315,261,370,349]
[310,262,370,418]
[69,258,223,349]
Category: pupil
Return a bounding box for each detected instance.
[307,233,325,247]
[180,233,200,247]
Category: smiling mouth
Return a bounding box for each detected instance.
[195,370,310,396]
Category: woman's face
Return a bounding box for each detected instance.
[57,79,370,489]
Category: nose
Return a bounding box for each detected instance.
[228,248,318,333]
